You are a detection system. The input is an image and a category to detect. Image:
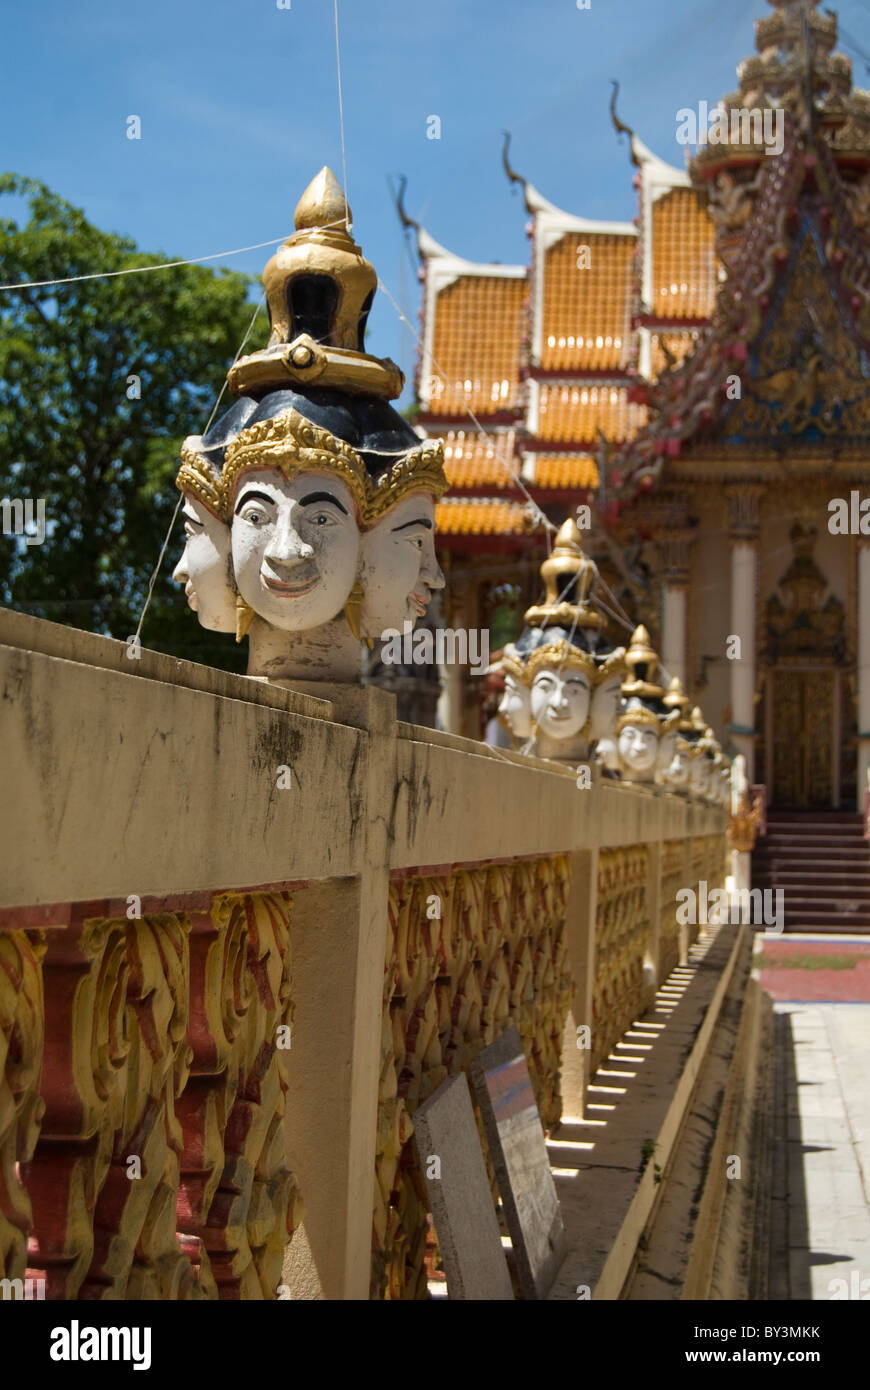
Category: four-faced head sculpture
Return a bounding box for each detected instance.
[505,520,626,763]
[174,168,446,682]
[611,626,679,783]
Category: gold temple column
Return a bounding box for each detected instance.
[726,487,764,784]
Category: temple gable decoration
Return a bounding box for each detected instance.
[726,231,870,442]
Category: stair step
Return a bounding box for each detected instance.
[754,848,869,860]
[758,927,870,936]
[753,889,870,900]
[773,911,870,918]
[752,869,870,880]
[758,826,867,837]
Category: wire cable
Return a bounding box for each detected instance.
[334,0,350,230]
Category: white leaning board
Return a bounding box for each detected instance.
[414,1072,514,1300]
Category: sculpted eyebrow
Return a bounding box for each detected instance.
[235,489,275,513]
[300,491,348,514]
[391,517,433,532]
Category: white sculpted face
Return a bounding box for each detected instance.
[530,666,591,741]
[656,730,677,776]
[589,676,622,743]
[666,746,691,788]
[230,469,360,631]
[360,493,445,638]
[498,673,532,739]
[689,756,709,796]
[172,495,236,633]
[617,723,659,774]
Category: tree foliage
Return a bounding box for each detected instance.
[0,174,267,669]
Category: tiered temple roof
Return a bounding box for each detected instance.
[410,0,870,542]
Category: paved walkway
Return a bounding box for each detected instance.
[768,992,870,1299]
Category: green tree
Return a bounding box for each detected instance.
[0,174,268,669]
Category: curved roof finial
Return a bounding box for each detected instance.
[610,80,638,164]
[393,174,420,236]
[502,130,527,197]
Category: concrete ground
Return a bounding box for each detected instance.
[758,934,870,1300]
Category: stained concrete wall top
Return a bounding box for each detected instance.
[0,609,724,909]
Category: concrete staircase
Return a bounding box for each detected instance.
[751,810,870,933]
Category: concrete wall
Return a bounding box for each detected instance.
[0,609,726,1299]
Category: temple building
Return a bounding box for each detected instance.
[407,0,870,815]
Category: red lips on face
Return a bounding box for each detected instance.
[261,562,320,597]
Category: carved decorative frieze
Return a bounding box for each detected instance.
[0,890,298,1301]
[592,846,650,1073]
[0,930,44,1285]
[659,840,687,981]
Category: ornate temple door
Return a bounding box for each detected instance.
[769,668,839,808]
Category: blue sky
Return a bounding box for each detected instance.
[3,0,870,404]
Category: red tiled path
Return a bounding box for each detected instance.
[757,939,870,1002]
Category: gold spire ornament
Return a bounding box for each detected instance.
[663,675,694,729]
[523,518,605,631]
[621,625,664,700]
[227,167,404,400]
[524,518,603,628]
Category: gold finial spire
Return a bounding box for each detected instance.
[294,166,350,231]
[622,624,664,699]
[524,518,604,630]
[226,167,403,401]
[663,675,693,729]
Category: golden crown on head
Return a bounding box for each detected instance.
[616,699,663,735]
[525,641,597,682]
[176,440,224,517]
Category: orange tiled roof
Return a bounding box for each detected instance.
[435,497,530,536]
[531,455,598,489]
[537,384,647,443]
[442,430,518,489]
[541,234,634,371]
[649,330,700,380]
[427,274,527,416]
[651,190,717,319]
